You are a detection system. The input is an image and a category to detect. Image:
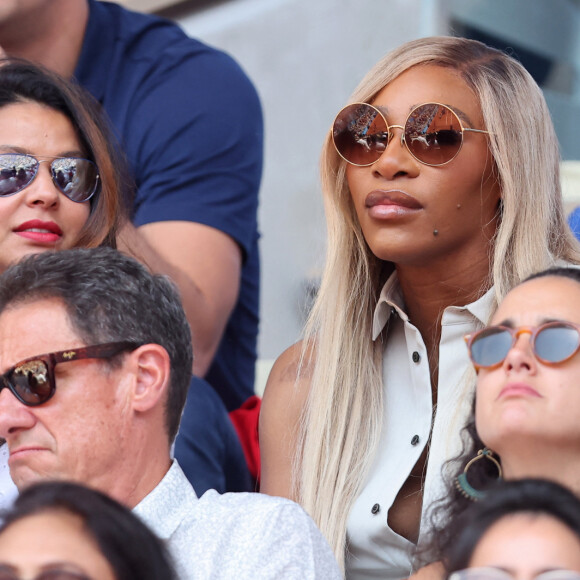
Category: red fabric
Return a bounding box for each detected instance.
[229,395,261,484]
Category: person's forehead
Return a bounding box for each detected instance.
[0,298,81,369]
[372,65,483,126]
[492,276,580,326]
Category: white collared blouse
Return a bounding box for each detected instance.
[346,273,495,580]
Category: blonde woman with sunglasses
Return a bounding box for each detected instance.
[260,36,580,578]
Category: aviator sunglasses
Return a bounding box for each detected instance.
[464,321,580,371]
[332,102,490,167]
[0,154,100,202]
[0,341,141,407]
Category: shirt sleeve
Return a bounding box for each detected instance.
[122,46,263,260]
[214,498,342,579]
[252,503,342,579]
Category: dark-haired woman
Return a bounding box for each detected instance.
[427,267,580,567]
[0,480,177,580]
[443,479,580,577]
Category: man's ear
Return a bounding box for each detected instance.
[127,344,171,413]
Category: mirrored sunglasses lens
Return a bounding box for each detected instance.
[450,570,513,580]
[535,324,580,363]
[471,327,513,367]
[333,104,388,166]
[10,359,52,405]
[51,158,98,202]
[0,154,37,196]
[405,104,463,165]
[537,571,580,580]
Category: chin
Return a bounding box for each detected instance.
[12,470,44,492]
[11,461,60,492]
[7,247,49,264]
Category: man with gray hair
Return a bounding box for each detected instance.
[0,247,340,579]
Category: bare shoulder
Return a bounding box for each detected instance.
[259,340,315,499]
[261,340,315,431]
[265,340,314,395]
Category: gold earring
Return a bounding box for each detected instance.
[455,448,502,501]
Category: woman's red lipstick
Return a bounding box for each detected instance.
[14,220,63,244]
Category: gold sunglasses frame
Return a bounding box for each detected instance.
[332,101,490,167]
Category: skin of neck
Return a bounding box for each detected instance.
[0,0,88,78]
[396,247,492,338]
[395,248,492,374]
[499,442,580,497]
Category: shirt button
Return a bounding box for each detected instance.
[411,435,420,446]
[412,351,420,363]
[371,503,380,515]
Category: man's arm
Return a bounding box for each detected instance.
[73,9,263,401]
[118,220,241,377]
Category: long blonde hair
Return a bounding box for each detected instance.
[296,36,580,569]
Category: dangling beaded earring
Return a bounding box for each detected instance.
[455,448,502,502]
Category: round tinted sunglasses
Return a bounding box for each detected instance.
[464,321,580,371]
[332,102,490,167]
[0,153,100,203]
[450,568,580,580]
[0,342,141,407]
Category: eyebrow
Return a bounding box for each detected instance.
[374,103,475,127]
[495,317,565,328]
[40,561,92,575]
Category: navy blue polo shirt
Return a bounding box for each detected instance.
[75,0,263,410]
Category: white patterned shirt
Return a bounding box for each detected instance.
[0,445,17,511]
[134,461,341,579]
